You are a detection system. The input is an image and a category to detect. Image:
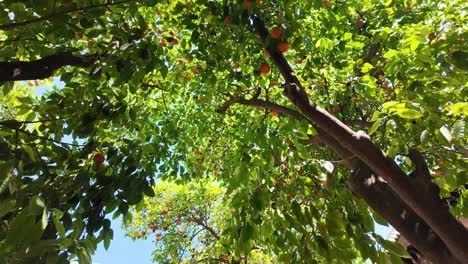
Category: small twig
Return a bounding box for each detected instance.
[0,0,136,30]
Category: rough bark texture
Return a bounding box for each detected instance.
[0,52,95,81]
[252,15,468,263]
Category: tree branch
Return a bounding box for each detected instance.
[348,163,459,264]
[191,215,220,240]
[0,52,96,81]
[0,0,135,30]
[252,15,468,262]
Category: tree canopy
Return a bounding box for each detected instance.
[0,0,467,263]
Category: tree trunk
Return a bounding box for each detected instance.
[252,16,468,263]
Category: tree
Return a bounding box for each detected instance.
[124,179,275,263]
[0,0,467,263]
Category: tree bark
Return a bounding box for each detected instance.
[252,15,468,262]
[217,92,459,263]
[0,52,95,81]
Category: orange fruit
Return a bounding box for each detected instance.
[234,62,240,69]
[265,50,271,58]
[192,66,201,74]
[244,0,252,9]
[270,111,278,116]
[161,39,167,47]
[186,55,193,62]
[356,19,364,28]
[259,63,270,75]
[172,38,179,45]
[271,26,282,39]
[277,42,289,52]
[332,105,341,113]
[76,32,83,39]
[93,153,105,164]
[323,0,330,8]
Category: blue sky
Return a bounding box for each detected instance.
[92,217,154,264]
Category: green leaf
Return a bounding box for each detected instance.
[389,253,405,264]
[22,144,38,162]
[375,235,411,258]
[0,197,15,218]
[384,49,397,59]
[452,102,468,116]
[52,208,65,238]
[420,129,430,144]
[369,118,384,136]
[451,120,465,140]
[395,109,423,119]
[28,195,46,216]
[439,126,452,143]
[143,184,155,197]
[451,50,468,70]
[361,63,374,73]
[77,247,92,264]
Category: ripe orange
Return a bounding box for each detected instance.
[186,55,193,62]
[356,19,364,28]
[277,41,289,52]
[234,62,240,69]
[172,38,179,45]
[428,32,436,40]
[157,29,163,34]
[332,105,341,113]
[270,111,278,116]
[323,0,330,8]
[178,58,184,65]
[259,63,270,75]
[271,27,281,39]
[161,39,167,47]
[265,50,271,58]
[76,32,83,39]
[192,66,201,74]
[434,169,443,175]
[93,153,105,164]
[169,31,175,36]
[244,0,252,9]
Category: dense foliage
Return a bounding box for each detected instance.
[0,0,466,263]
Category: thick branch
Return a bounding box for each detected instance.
[348,163,459,264]
[253,15,468,262]
[0,0,135,30]
[217,97,371,129]
[0,52,96,81]
[316,133,458,263]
